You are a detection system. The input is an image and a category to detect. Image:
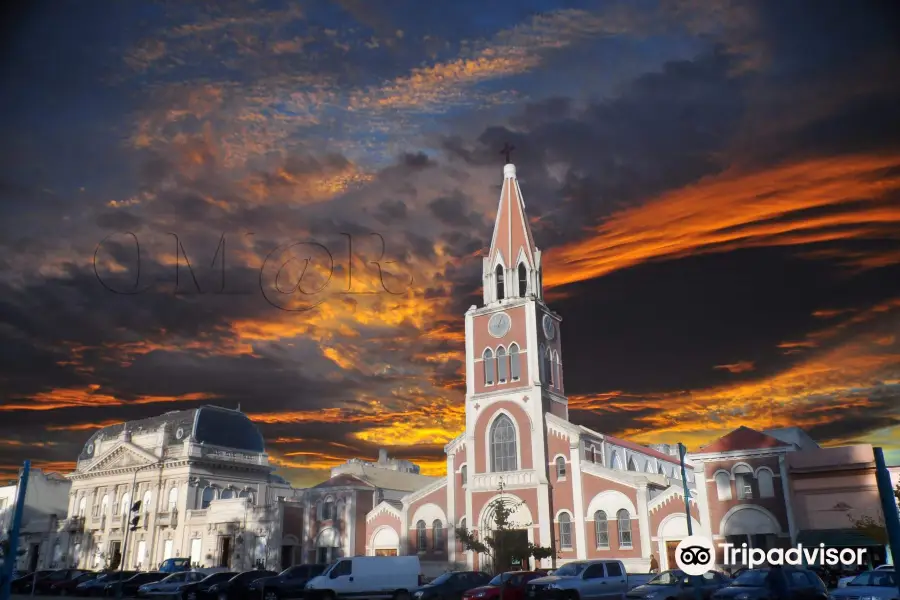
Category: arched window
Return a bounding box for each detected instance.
[78,497,87,517]
[490,414,518,472]
[558,513,572,549]
[627,457,637,471]
[323,498,335,520]
[101,494,109,513]
[612,452,623,470]
[495,265,505,301]
[539,344,546,381]
[645,462,654,473]
[483,348,495,386]
[544,348,553,387]
[509,344,521,381]
[416,520,427,551]
[617,509,632,547]
[121,493,131,516]
[432,520,443,549]
[715,472,732,500]
[758,469,775,498]
[594,511,609,549]
[555,456,567,479]
[220,488,234,500]
[553,352,561,389]
[167,487,178,512]
[460,465,467,486]
[518,263,528,296]
[658,464,665,475]
[591,445,597,463]
[201,486,215,509]
[497,346,508,383]
[734,465,754,499]
[142,490,151,514]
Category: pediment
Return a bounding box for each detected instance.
[87,442,158,472]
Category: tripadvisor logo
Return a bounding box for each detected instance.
[675,535,867,574]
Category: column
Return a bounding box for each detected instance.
[568,440,587,559]
[447,452,456,564]
[693,466,713,536]
[778,455,798,544]
[636,484,652,561]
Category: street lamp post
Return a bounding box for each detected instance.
[117,462,161,600]
[678,443,703,600]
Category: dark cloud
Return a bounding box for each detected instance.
[428,190,476,227]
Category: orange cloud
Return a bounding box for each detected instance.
[714,361,755,374]
[544,154,900,289]
[4,386,217,412]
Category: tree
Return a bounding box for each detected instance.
[455,480,554,575]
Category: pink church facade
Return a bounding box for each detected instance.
[359,162,898,575]
[363,163,706,574]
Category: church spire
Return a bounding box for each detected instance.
[484,152,542,305]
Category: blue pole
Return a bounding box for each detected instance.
[1,460,31,600]
[679,444,702,600]
[873,448,900,600]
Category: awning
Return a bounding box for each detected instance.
[796,528,886,547]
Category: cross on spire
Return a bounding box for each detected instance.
[500,143,515,164]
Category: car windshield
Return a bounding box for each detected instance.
[430,573,455,585]
[202,573,234,584]
[280,566,304,577]
[553,563,589,577]
[849,572,898,587]
[489,573,516,586]
[733,570,769,587]
[648,571,686,586]
[160,574,183,583]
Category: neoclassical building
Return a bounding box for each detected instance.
[58,406,302,571]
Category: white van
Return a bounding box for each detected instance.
[305,555,421,600]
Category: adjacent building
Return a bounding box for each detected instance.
[0,469,71,572]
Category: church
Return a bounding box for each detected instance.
[363,161,708,574]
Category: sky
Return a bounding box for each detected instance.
[1,0,899,486]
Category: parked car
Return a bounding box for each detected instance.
[627,570,730,600]
[77,571,139,596]
[527,560,631,600]
[175,571,238,600]
[159,559,193,574]
[105,572,168,597]
[31,569,91,595]
[831,570,898,600]
[837,565,894,588]
[462,571,546,600]
[711,568,827,600]
[412,571,492,600]
[247,564,329,600]
[51,572,100,596]
[207,570,278,600]
[10,569,56,593]
[137,571,210,597]
[305,556,423,600]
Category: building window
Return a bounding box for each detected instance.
[121,493,131,516]
[323,498,335,520]
[591,446,598,463]
[734,465,754,499]
[518,263,528,296]
[490,414,518,472]
[658,464,665,475]
[544,348,553,387]
[101,494,109,514]
[611,452,623,470]
[497,346,508,383]
[595,511,609,549]
[220,488,234,500]
[715,472,731,500]
[555,457,566,479]
[433,520,443,550]
[758,469,775,498]
[617,509,632,548]
[460,465,467,486]
[553,352,561,389]
[201,486,215,509]
[495,265,505,301]
[509,344,521,381]
[627,457,637,471]
[483,348,495,385]
[558,513,572,549]
[78,497,86,517]
[416,520,427,551]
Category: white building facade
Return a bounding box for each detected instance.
[0,469,71,572]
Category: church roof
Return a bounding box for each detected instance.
[697,426,792,453]
[489,163,538,268]
[604,434,688,466]
[318,462,438,493]
[78,405,266,461]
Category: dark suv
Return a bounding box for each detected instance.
[206,570,278,600]
[712,568,827,600]
[248,565,329,600]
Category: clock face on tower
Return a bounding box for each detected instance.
[488,312,511,338]
[542,314,556,340]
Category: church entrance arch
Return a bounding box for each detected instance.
[478,494,535,572]
[316,527,341,564]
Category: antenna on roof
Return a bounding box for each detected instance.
[237,403,241,412]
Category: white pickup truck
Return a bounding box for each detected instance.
[527,560,655,600]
